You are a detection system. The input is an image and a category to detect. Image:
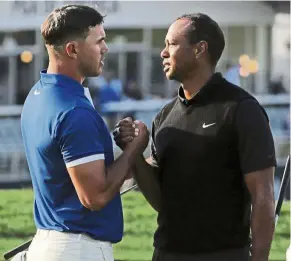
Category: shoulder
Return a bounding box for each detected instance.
[207,76,263,123]
[54,106,105,138]
[235,98,269,123]
[61,106,102,126]
[52,94,98,127]
[219,78,257,103]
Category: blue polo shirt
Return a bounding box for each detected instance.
[21,70,123,243]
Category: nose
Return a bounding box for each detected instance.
[161,47,169,59]
[102,41,109,54]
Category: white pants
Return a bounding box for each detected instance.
[286,244,291,261]
[26,229,114,261]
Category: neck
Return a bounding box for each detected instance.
[181,67,215,100]
[47,59,83,84]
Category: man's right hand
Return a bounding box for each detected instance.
[113,118,149,154]
[113,117,137,150]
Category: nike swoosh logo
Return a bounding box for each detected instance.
[202,122,216,128]
[34,90,40,95]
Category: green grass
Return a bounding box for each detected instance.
[0,189,289,261]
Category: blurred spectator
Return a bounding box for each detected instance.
[87,70,123,106]
[99,80,120,106]
[268,76,286,94]
[86,71,123,130]
[87,74,107,90]
[107,71,123,99]
[16,90,27,104]
[95,71,122,130]
[282,110,290,135]
[87,74,107,108]
[122,80,143,120]
[223,61,241,86]
[123,80,143,101]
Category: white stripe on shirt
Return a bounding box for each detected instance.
[66,154,105,167]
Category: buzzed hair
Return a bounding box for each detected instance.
[41,4,105,49]
[177,13,225,66]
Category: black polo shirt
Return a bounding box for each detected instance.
[150,73,276,254]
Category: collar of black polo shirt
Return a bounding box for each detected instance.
[178,72,223,106]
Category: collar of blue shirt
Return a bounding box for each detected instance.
[40,70,84,95]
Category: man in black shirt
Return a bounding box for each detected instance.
[114,13,276,261]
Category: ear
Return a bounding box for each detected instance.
[195,41,208,59]
[65,41,78,59]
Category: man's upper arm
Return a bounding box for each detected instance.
[235,99,276,201]
[55,108,106,208]
[244,167,275,204]
[235,99,277,175]
[56,108,105,167]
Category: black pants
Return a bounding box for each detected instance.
[152,247,251,261]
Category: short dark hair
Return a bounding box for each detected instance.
[41,4,105,47]
[177,13,225,66]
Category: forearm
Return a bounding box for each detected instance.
[251,202,275,261]
[102,148,137,202]
[133,155,161,212]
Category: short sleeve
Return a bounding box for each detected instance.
[55,108,105,167]
[235,99,277,174]
[149,119,159,167]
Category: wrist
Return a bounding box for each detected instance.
[251,255,269,261]
[251,249,269,261]
[123,146,139,164]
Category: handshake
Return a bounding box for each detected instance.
[113,117,150,155]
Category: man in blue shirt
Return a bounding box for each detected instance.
[21,4,148,261]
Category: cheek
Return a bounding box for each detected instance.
[169,50,177,65]
[83,45,100,60]
[169,47,184,61]
[169,50,182,69]
[92,45,101,57]
[176,50,194,67]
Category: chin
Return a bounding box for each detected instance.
[97,69,103,77]
[165,71,173,80]
[90,68,102,78]
[97,65,103,74]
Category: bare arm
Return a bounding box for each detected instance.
[245,167,275,261]
[234,99,277,260]
[67,146,138,211]
[113,118,161,212]
[133,155,161,212]
[57,109,148,212]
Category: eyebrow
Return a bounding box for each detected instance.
[164,38,177,44]
[97,36,105,42]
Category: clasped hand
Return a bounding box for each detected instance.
[113,117,149,154]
